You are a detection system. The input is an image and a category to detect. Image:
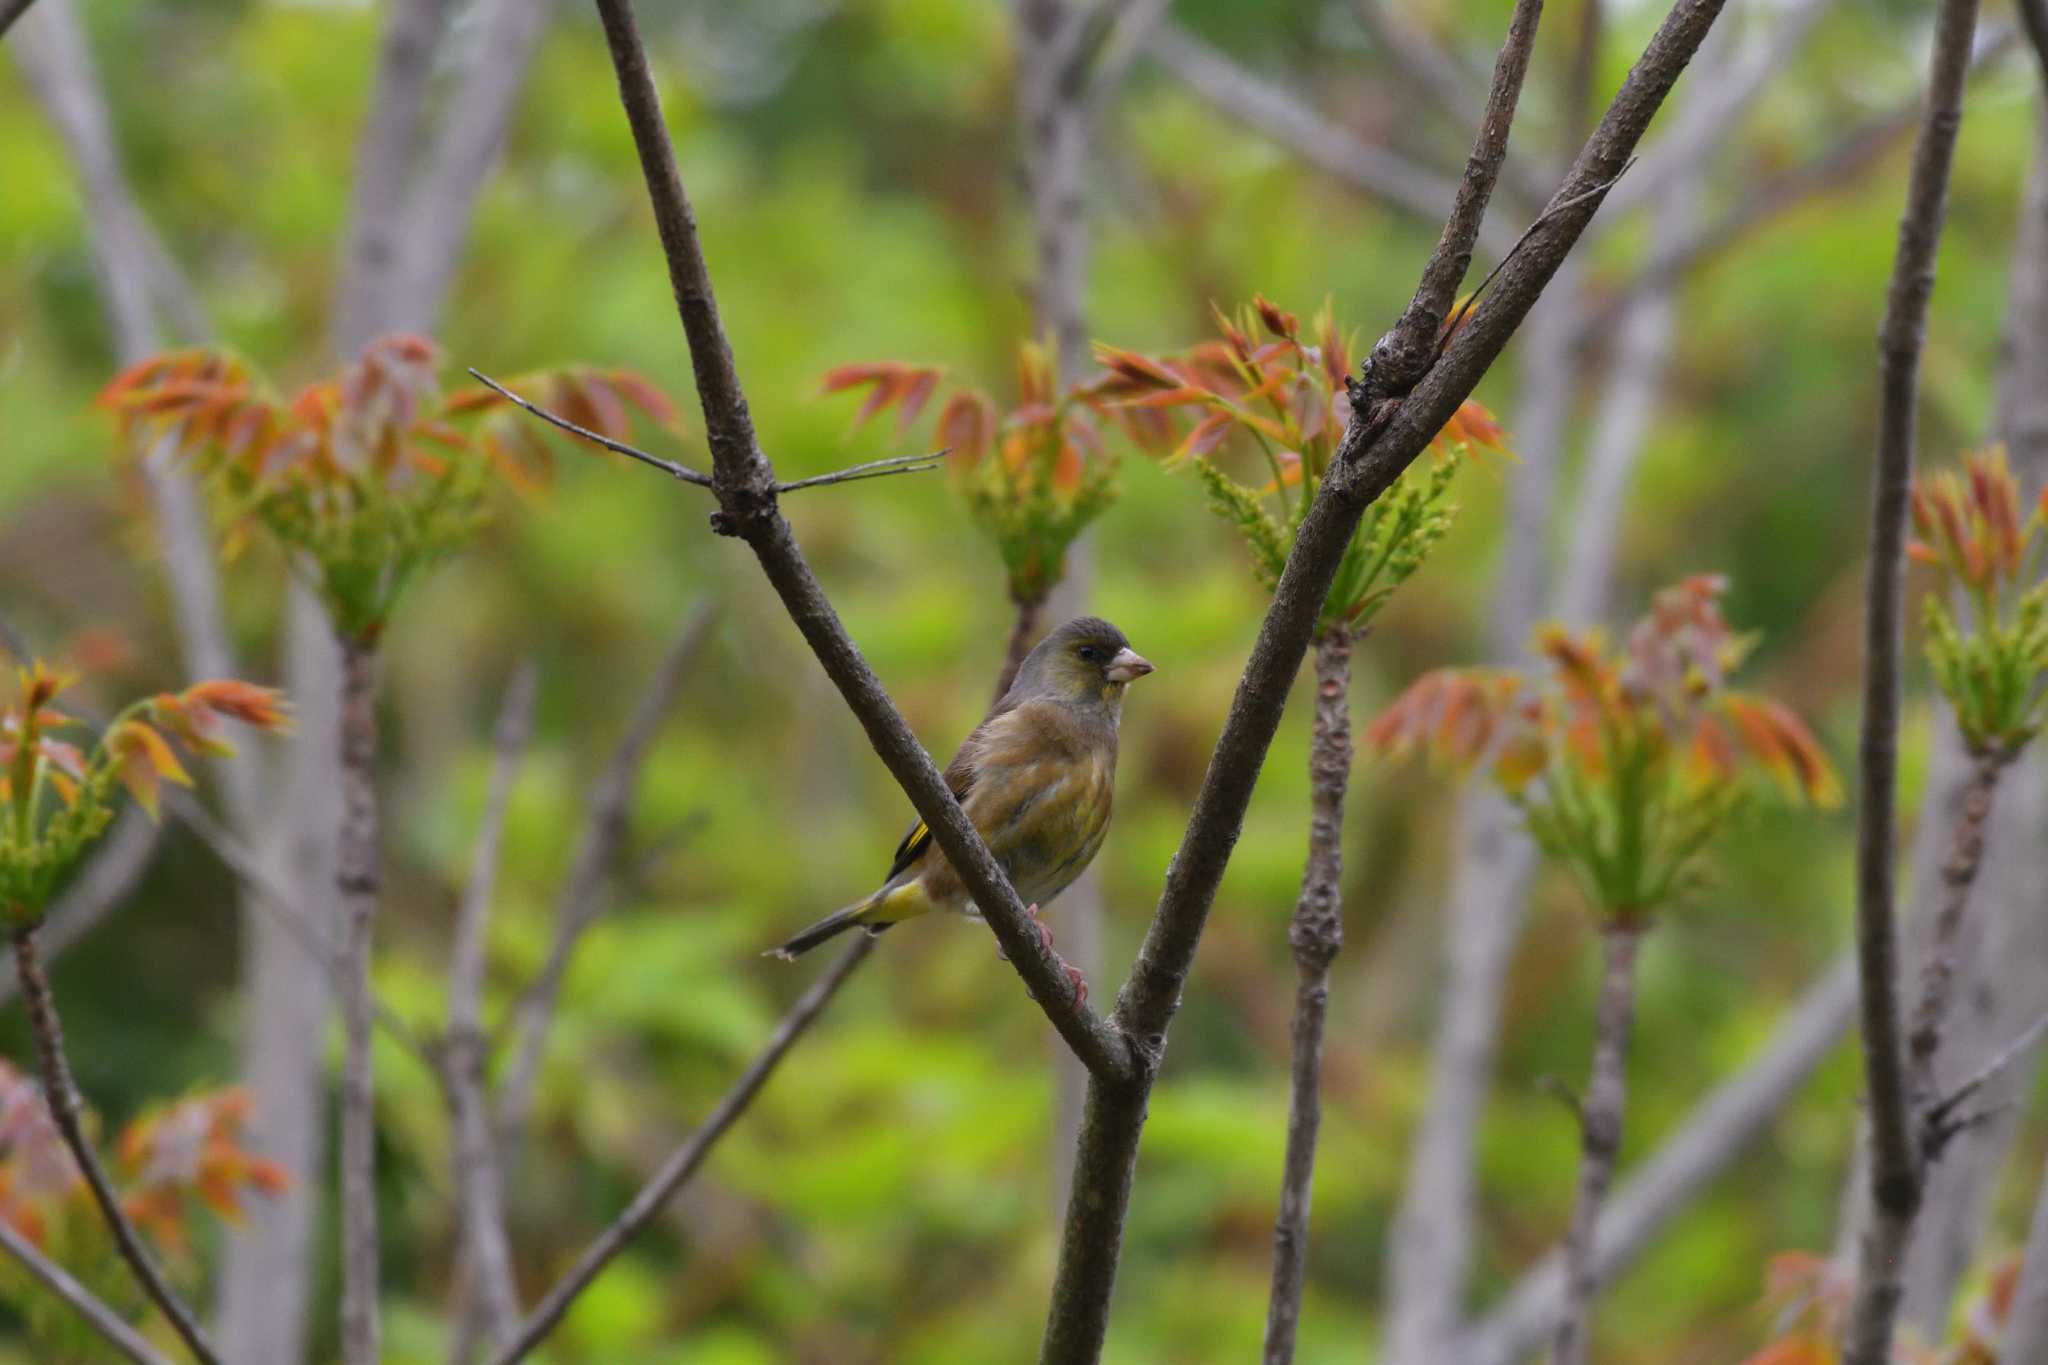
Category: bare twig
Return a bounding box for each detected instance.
[1465,955,1859,1365]
[1262,627,1353,1365]
[1552,922,1645,1365]
[443,666,538,1362]
[496,599,717,1135]
[485,935,874,1365]
[335,636,383,1365]
[1904,750,2009,1102]
[1349,0,1484,130]
[467,369,943,493]
[1923,1008,2048,1140]
[1360,0,1545,401]
[467,369,713,485]
[1841,0,1985,1352]
[585,0,1130,1082]
[0,1215,172,1365]
[10,925,222,1364]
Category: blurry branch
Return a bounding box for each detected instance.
[486,935,875,1365]
[1600,0,1835,220]
[993,599,1046,704]
[1842,0,1985,1354]
[1586,28,2016,342]
[0,0,37,39]
[442,667,538,1362]
[1350,0,1484,130]
[2019,0,2048,89]
[1072,0,1172,103]
[1565,0,1602,158]
[168,793,432,1064]
[469,370,944,493]
[582,0,1131,1083]
[2010,1150,2048,1360]
[495,599,717,1136]
[0,1217,172,1365]
[1261,629,1353,1365]
[1143,24,1517,251]
[10,927,223,1365]
[1464,956,1859,1365]
[0,813,159,1006]
[334,0,452,356]
[397,0,559,331]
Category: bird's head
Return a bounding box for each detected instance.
[1013,616,1154,709]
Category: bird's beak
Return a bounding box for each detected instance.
[1106,648,1154,684]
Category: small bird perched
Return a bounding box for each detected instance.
[769,616,1153,985]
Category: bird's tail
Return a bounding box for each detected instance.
[767,898,882,961]
[769,881,930,961]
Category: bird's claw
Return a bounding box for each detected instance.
[994,906,1088,1004]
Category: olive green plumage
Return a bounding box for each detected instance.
[770,617,1154,960]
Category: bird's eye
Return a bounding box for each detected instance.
[1077,645,1099,662]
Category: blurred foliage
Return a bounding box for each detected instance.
[0,0,2045,1361]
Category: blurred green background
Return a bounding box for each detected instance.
[3,0,2045,1360]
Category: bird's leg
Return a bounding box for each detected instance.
[994,905,1090,1006]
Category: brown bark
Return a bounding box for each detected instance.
[1841,0,1984,1351]
[1904,750,2006,1099]
[1551,921,1645,1365]
[993,596,1046,705]
[335,636,383,1365]
[1261,628,1353,1364]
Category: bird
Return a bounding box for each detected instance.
[769,616,1153,985]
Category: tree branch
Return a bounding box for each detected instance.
[335,636,384,1365]
[334,0,452,356]
[495,599,716,1136]
[1552,921,1645,1365]
[10,925,221,1364]
[1464,954,1858,1365]
[485,935,874,1365]
[0,812,159,1007]
[0,1215,172,1365]
[443,666,538,1361]
[0,0,39,40]
[1261,627,1353,1365]
[1903,749,2008,1102]
[585,0,1130,1081]
[1841,0,1985,1351]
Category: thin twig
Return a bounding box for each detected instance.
[1904,749,2009,1102]
[10,925,222,1364]
[992,597,1047,706]
[466,370,713,486]
[495,599,717,1135]
[0,1215,173,1365]
[1840,0,1985,1352]
[1924,1008,2048,1140]
[468,369,945,493]
[485,935,874,1365]
[1261,628,1353,1365]
[443,665,538,1362]
[0,811,159,1006]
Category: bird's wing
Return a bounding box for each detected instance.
[884,700,1012,882]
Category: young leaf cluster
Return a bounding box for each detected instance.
[1365,576,1841,924]
[100,337,678,644]
[1094,296,1504,633]
[0,1060,285,1360]
[821,342,1133,605]
[1909,445,2048,756]
[0,663,290,922]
